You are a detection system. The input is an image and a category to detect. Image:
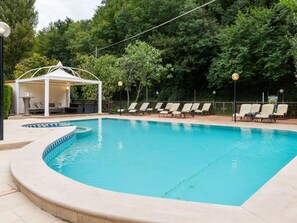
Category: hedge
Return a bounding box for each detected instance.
[4,84,12,119]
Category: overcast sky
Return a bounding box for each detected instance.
[35,0,102,31]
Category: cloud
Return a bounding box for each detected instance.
[35,0,101,31]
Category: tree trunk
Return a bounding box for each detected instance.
[126,89,130,108]
[135,83,143,102]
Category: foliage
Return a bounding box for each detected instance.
[208,6,293,93]
[35,18,75,66]
[66,20,93,56]
[117,41,172,103]
[79,54,122,100]
[4,84,12,119]
[2,0,297,100]
[0,0,38,80]
[13,53,58,79]
[162,0,219,99]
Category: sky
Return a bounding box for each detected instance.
[35,0,102,31]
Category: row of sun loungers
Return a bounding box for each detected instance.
[117,102,212,117]
[234,103,288,122]
[118,102,288,121]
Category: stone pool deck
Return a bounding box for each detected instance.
[1,114,297,222]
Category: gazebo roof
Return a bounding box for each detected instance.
[16,62,100,86]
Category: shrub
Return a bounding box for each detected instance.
[3,84,12,119]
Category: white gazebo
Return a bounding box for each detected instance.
[15,62,102,116]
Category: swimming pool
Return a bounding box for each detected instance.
[44,118,297,206]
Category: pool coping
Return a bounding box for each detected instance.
[10,116,297,223]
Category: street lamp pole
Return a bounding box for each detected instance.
[232,73,239,123]
[0,22,11,140]
[279,89,284,104]
[212,90,216,109]
[118,81,123,116]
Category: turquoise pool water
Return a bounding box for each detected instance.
[45,118,297,206]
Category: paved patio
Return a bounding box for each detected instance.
[1,114,297,222]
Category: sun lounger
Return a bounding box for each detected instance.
[159,103,180,117]
[147,102,163,113]
[158,103,173,112]
[233,104,252,121]
[129,102,149,114]
[254,104,275,122]
[273,104,288,119]
[172,103,193,117]
[250,104,261,114]
[195,103,211,115]
[117,102,137,113]
[189,103,200,117]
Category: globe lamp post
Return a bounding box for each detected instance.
[118,81,123,116]
[279,89,284,104]
[0,22,11,140]
[232,73,239,123]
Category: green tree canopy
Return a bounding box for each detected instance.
[208,6,293,94]
[35,18,75,66]
[79,54,122,100]
[13,53,58,79]
[118,41,172,103]
[0,0,38,79]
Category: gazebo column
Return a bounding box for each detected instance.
[44,79,49,116]
[16,81,20,115]
[98,81,102,114]
[67,86,70,107]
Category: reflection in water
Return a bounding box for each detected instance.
[141,121,149,129]
[118,141,123,150]
[183,123,192,132]
[130,120,137,128]
[240,127,251,139]
[171,122,180,131]
[98,118,102,147]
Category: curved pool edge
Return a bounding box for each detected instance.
[10,117,297,223]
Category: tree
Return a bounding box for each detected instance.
[13,53,58,79]
[35,18,75,66]
[280,0,297,72]
[0,0,38,79]
[118,41,172,104]
[208,6,293,95]
[79,55,122,100]
[162,0,219,100]
[66,20,93,57]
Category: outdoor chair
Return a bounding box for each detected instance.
[273,104,288,119]
[232,104,252,121]
[172,103,193,117]
[158,103,173,112]
[159,103,180,117]
[254,104,275,122]
[129,102,150,114]
[117,102,137,113]
[190,103,200,117]
[250,104,261,114]
[195,103,211,115]
[248,104,261,120]
[147,102,163,113]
